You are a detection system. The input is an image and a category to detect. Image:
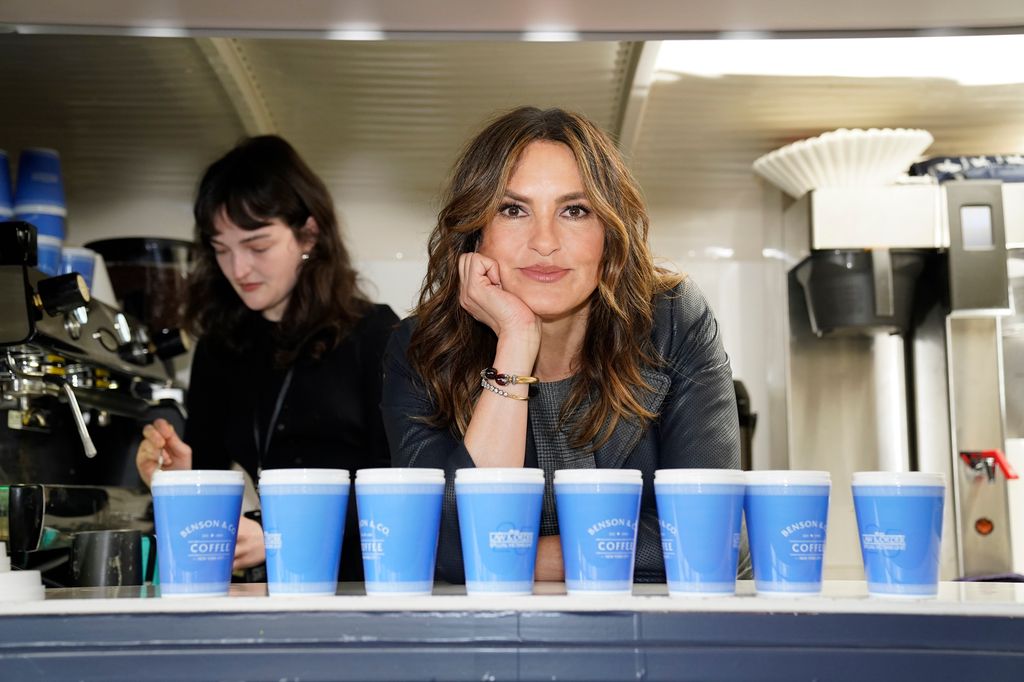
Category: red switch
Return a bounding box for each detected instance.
[960,450,1019,481]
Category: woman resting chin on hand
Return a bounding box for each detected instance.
[382,107,742,585]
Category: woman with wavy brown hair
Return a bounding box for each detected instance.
[135,135,398,580]
[382,106,740,584]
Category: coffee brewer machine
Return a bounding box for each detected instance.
[0,222,187,587]
[780,181,1024,581]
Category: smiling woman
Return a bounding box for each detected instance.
[382,107,743,585]
[479,140,604,324]
[134,135,398,581]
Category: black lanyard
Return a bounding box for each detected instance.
[253,365,295,478]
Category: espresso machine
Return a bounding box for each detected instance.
[0,221,187,587]
[781,180,1024,581]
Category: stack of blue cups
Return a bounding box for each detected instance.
[12,148,67,275]
[0,150,12,221]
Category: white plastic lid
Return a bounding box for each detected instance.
[60,246,96,257]
[852,471,945,487]
[152,469,244,487]
[746,470,831,486]
[455,467,544,484]
[553,469,642,485]
[655,468,745,485]
[260,468,350,486]
[355,468,445,484]
[14,204,67,217]
[16,204,66,217]
[0,570,44,602]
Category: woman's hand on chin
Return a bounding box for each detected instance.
[458,252,539,341]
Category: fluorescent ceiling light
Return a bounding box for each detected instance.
[703,246,735,259]
[522,25,581,42]
[656,35,1024,86]
[326,24,385,41]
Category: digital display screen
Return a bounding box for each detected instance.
[961,205,994,250]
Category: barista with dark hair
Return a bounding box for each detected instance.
[135,135,397,579]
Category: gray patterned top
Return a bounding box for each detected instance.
[527,376,594,535]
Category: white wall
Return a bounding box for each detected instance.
[338,201,434,318]
[648,182,787,472]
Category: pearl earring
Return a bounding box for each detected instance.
[301,253,310,261]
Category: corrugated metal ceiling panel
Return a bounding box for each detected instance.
[633,72,1024,204]
[0,35,243,203]
[236,39,631,204]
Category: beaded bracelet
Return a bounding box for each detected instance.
[480,377,529,401]
[480,367,539,386]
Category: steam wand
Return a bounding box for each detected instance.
[57,381,97,458]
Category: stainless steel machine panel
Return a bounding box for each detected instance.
[949,317,1014,575]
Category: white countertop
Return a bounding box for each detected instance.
[2,580,1023,618]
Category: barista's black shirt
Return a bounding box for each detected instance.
[184,303,399,580]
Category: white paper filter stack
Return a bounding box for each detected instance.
[752,128,934,199]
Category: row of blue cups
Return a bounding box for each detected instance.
[150,468,445,597]
[150,467,945,599]
[666,469,945,598]
[458,468,945,598]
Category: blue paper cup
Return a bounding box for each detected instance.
[554,469,643,595]
[0,150,13,218]
[455,467,544,596]
[853,471,945,598]
[259,468,349,597]
[655,469,745,597]
[745,470,831,596]
[36,236,62,276]
[59,247,96,290]
[151,469,244,598]
[15,210,65,240]
[13,148,66,215]
[355,468,444,596]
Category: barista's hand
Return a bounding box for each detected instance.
[458,252,540,342]
[135,418,192,487]
[233,516,265,571]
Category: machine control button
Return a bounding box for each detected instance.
[34,273,90,316]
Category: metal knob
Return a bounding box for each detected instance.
[150,328,191,360]
[34,273,91,316]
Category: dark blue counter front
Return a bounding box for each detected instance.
[0,582,1022,681]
